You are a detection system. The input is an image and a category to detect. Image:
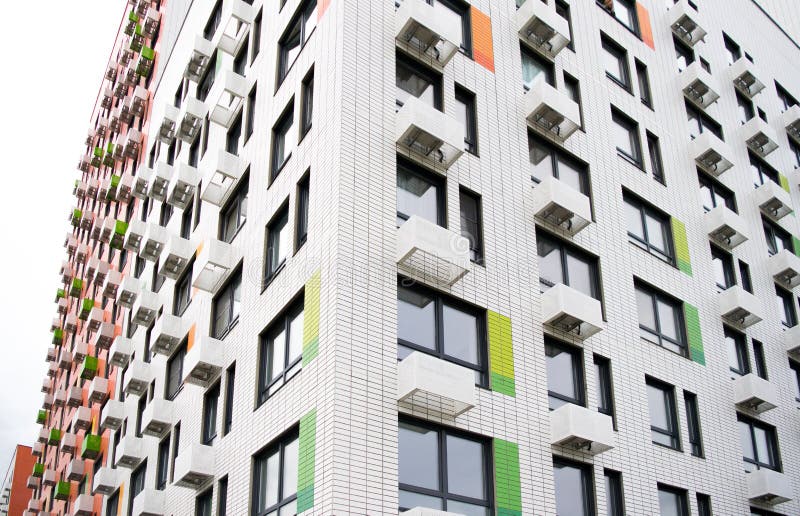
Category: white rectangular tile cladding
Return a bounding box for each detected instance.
[36,0,800,515]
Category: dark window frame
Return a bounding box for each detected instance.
[528,133,590,194]
[545,337,586,409]
[251,427,300,516]
[611,108,642,166]
[636,282,687,357]
[264,203,290,285]
[601,35,631,91]
[537,231,601,299]
[657,484,689,516]
[455,85,478,155]
[270,101,295,180]
[300,68,314,138]
[257,295,305,406]
[684,391,704,458]
[711,245,736,291]
[625,194,675,264]
[594,355,616,427]
[459,187,484,264]
[212,268,242,339]
[295,172,310,251]
[165,340,187,401]
[698,172,737,212]
[202,382,220,445]
[553,456,596,516]
[396,52,444,110]
[647,377,682,450]
[739,414,782,472]
[396,157,447,226]
[604,469,625,516]
[219,175,249,244]
[776,285,798,328]
[763,217,792,256]
[277,0,318,86]
[636,59,652,108]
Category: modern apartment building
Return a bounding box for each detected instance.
[1,445,36,516]
[29,0,800,514]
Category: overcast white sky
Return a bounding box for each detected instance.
[0,1,124,472]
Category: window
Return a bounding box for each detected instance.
[223,365,235,436]
[636,283,686,356]
[251,10,261,63]
[529,135,589,194]
[196,489,213,516]
[136,395,146,437]
[545,339,585,410]
[625,195,673,263]
[156,436,170,490]
[647,378,681,449]
[197,52,218,102]
[218,477,229,516]
[736,91,755,125]
[252,428,299,516]
[602,36,630,89]
[396,53,443,109]
[553,457,595,516]
[599,0,638,32]
[202,382,220,445]
[159,201,173,227]
[686,102,723,140]
[563,73,583,128]
[790,360,800,401]
[605,469,624,516]
[301,70,314,137]
[459,188,483,264]
[181,203,193,239]
[399,418,491,514]
[194,180,203,228]
[398,283,487,385]
[739,260,753,293]
[454,86,478,154]
[636,60,652,107]
[165,340,186,400]
[277,0,317,84]
[203,0,223,40]
[739,415,781,471]
[537,233,599,299]
[723,33,741,65]
[594,355,616,424]
[264,206,290,282]
[397,159,445,226]
[696,493,712,516]
[750,153,779,188]
[226,114,242,156]
[219,179,248,243]
[711,246,735,290]
[790,140,800,169]
[612,109,642,166]
[698,173,736,212]
[212,270,242,338]
[201,116,210,158]
[258,298,304,404]
[152,258,166,293]
[776,285,797,328]
[128,461,147,516]
[106,490,119,515]
[763,217,792,256]
[426,0,471,54]
[673,36,695,72]
[271,102,295,178]
[294,173,311,251]
[521,47,556,93]
[776,81,799,112]
[684,391,704,457]
[752,340,768,380]
[245,85,257,141]
[647,132,664,183]
[170,423,181,482]
[658,484,689,516]
[174,263,193,316]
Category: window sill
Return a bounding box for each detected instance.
[221,222,246,246]
[627,239,676,269]
[293,236,307,256]
[215,317,240,341]
[261,261,287,293]
[616,150,644,171]
[606,73,633,95]
[270,153,293,185]
[174,300,192,318]
[652,441,683,453]
[298,124,312,145]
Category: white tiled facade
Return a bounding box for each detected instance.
[32,0,800,515]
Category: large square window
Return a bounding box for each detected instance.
[212,270,242,339]
[529,135,589,194]
[521,45,555,90]
[625,195,673,263]
[537,233,599,299]
[219,178,248,243]
[601,36,630,90]
[265,206,290,283]
[739,415,781,472]
[252,429,299,515]
[658,484,689,516]
[545,339,585,410]
[611,109,642,166]
[397,159,444,226]
[553,457,595,516]
[636,283,686,356]
[271,102,296,179]
[396,54,443,110]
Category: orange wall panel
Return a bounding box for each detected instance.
[637,2,655,49]
[471,7,495,72]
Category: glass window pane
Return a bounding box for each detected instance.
[397,65,436,107]
[529,139,553,182]
[658,490,681,516]
[647,384,670,430]
[546,344,579,405]
[265,450,280,508]
[522,51,548,89]
[566,253,593,297]
[645,214,667,252]
[613,119,633,155]
[446,501,490,516]
[399,490,443,511]
[431,2,463,48]
[557,157,584,193]
[656,300,679,341]
[397,288,435,350]
[399,422,439,490]
[537,239,564,288]
[288,310,304,365]
[636,289,656,330]
[268,329,287,382]
[554,462,588,516]
[445,435,485,498]
[753,427,770,465]
[282,436,299,498]
[442,304,479,366]
[397,168,439,223]
[279,500,297,516]
[625,202,644,240]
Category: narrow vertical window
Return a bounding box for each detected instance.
[636,60,652,107]
[196,489,213,516]
[156,435,170,490]
[454,85,478,155]
[271,102,296,179]
[226,113,242,156]
[170,423,181,482]
[601,36,630,90]
[165,340,187,400]
[218,476,229,516]
[647,132,664,183]
[789,360,800,401]
[605,469,624,516]
[684,391,704,457]
[459,188,483,264]
[563,73,583,129]
[612,109,642,166]
[739,260,753,293]
[752,340,768,380]
[594,355,616,426]
[301,69,314,137]
[245,85,257,142]
[202,382,220,445]
[265,206,290,282]
[223,365,235,436]
[251,10,262,63]
[128,461,147,516]
[696,493,712,516]
[553,457,595,516]
[295,173,310,250]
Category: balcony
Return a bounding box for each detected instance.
[46,346,56,363]
[100,399,125,431]
[132,166,153,199]
[185,36,215,82]
[141,398,174,438]
[681,62,720,109]
[396,215,470,287]
[65,314,78,333]
[67,386,82,407]
[110,106,123,133]
[132,290,162,327]
[100,217,115,243]
[158,104,180,145]
[116,276,141,308]
[37,428,48,443]
[115,435,145,468]
[87,307,105,332]
[41,378,51,393]
[178,97,208,143]
[74,342,88,363]
[143,8,161,37]
[54,480,71,501]
[730,57,765,99]
[210,71,249,128]
[669,0,705,46]
[158,235,196,279]
[124,360,155,397]
[80,356,98,380]
[78,298,94,320]
[550,403,615,455]
[110,336,135,367]
[136,46,155,77]
[532,176,592,235]
[132,86,149,118]
[72,493,94,516]
[193,238,241,293]
[174,443,215,488]
[525,78,581,143]
[89,377,109,404]
[47,363,57,378]
[92,467,119,496]
[58,349,72,370]
[742,117,779,157]
[719,285,763,328]
[166,163,200,209]
[32,443,43,457]
[65,459,84,482]
[183,336,225,387]
[704,206,749,249]
[53,390,66,409]
[62,433,77,455]
[101,87,113,109]
[781,105,800,144]
[753,180,793,221]
[42,395,53,411]
[131,488,165,516]
[124,220,147,253]
[140,223,169,261]
[396,96,465,170]
[123,128,143,159]
[149,162,173,202]
[541,283,603,339]
[201,150,245,206]
[73,406,92,432]
[118,174,134,203]
[80,211,93,231]
[733,374,778,413]
[397,351,476,417]
[78,154,91,173]
[103,270,122,300]
[26,475,39,490]
[516,0,570,60]
[218,0,255,54]
[152,314,187,356]
[395,0,460,68]
[786,325,800,358]
[42,469,56,486]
